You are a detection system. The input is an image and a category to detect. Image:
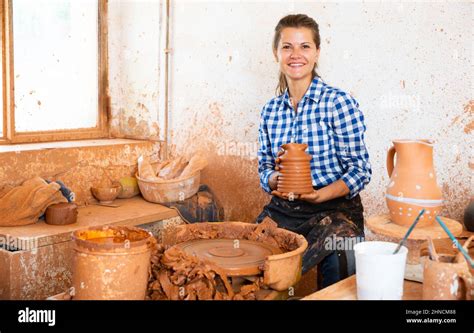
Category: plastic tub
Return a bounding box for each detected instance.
[354,241,408,300]
[72,226,154,300]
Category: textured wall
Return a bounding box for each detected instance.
[0,140,158,205]
[108,0,165,140]
[0,1,469,223]
[168,1,472,222]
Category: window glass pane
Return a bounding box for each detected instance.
[13,0,98,132]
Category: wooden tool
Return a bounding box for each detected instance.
[426,236,439,261]
[435,216,474,268]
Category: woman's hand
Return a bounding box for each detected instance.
[271,180,350,204]
[298,190,324,203]
[270,189,323,203]
[274,149,285,166]
[268,150,286,191]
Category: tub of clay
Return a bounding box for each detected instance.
[261,230,307,291]
[72,226,155,300]
[135,170,200,204]
[163,220,308,291]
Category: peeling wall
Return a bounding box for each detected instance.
[167,1,472,222]
[108,0,165,140]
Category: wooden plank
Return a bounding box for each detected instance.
[0,197,178,248]
[8,240,74,300]
[366,214,463,240]
[302,275,423,300]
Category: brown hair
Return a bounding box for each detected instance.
[273,14,321,95]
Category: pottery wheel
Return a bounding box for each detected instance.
[174,239,282,276]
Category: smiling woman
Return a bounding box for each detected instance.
[272,17,321,101]
[257,14,372,290]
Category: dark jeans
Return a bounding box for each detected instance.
[319,249,356,289]
[256,193,363,289]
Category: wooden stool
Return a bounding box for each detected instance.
[365,214,463,282]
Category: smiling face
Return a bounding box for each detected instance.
[274,27,320,83]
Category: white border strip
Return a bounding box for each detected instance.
[385,193,443,207]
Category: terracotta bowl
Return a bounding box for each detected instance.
[90,183,121,204]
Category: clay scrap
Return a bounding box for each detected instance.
[147,244,247,300]
[0,177,67,227]
[166,217,301,253]
[138,153,208,182]
[147,218,307,300]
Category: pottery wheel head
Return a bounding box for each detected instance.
[208,247,245,257]
[174,239,282,276]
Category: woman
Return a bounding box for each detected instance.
[257,14,372,289]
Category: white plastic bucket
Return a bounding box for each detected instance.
[354,241,408,300]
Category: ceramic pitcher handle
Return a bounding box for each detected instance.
[463,235,474,250]
[459,272,472,300]
[387,146,396,177]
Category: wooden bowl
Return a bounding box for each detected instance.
[90,183,121,204]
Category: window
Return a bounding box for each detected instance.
[1,0,108,143]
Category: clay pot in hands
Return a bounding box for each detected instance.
[385,140,443,227]
[276,143,313,195]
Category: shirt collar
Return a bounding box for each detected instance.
[283,76,325,107]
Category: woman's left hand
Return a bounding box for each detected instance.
[298,190,324,204]
[271,180,350,204]
[271,189,323,204]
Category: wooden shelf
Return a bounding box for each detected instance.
[0,197,178,249]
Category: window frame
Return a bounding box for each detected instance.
[1,0,109,144]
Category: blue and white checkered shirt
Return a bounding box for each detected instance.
[258,76,371,199]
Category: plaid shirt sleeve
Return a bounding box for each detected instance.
[332,92,372,198]
[257,105,275,193]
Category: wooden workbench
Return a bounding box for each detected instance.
[0,197,183,299]
[0,197,179,249]
[302,275,423,300]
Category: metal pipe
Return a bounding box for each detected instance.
[163,0,170,160]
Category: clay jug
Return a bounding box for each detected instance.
[422,241,473,300]
[386,140,443,227]
[277,143,313,194]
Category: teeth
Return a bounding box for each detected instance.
[289,64,304,67]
